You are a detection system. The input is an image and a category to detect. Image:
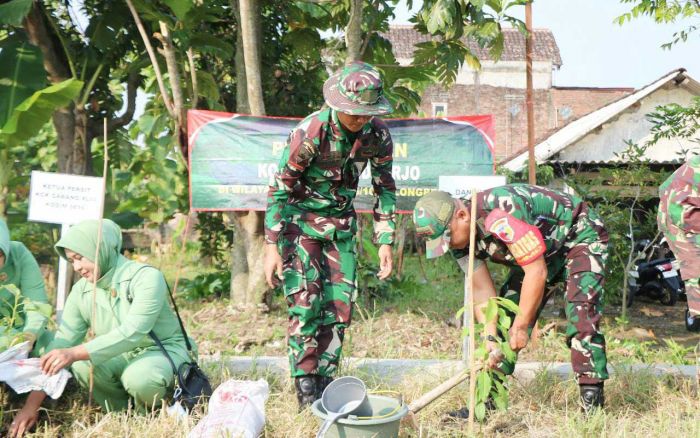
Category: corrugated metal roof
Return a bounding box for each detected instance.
[501,69,700,171]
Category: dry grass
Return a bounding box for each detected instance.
[3,364,698,437]
[178,299,697,366]
[3,249,696,437]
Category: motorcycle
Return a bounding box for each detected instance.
[627,238,685,308]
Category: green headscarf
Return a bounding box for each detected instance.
[0,218,10,258]
[55,219,122,282]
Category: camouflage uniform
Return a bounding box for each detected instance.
[658,156,700,316]
[414,184,609,385]
[265,62,396,378]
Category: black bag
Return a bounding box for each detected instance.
[149,332,212,411]
[130,266,213,411]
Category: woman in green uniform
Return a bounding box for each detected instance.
[0,219,51,355]
[10,219,195,437]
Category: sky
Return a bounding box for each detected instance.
[392,0,700,88]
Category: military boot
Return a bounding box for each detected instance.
[445,397,496,421]
[316,376,334,399]
[295,376,318,410]
[580,383,604,414]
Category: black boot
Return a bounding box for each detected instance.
[295,376,318,410]
[579,383,604,414]
[316,376,334,399]
[446,398,496,421]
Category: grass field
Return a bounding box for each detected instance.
[2,362,697,437]
[1,248,698,437]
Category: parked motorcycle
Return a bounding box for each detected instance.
[627,238,685,308]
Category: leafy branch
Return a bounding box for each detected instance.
[0,284,53,352]
[458,296,520,420]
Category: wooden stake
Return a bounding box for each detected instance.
[467,188,479,434]
[404,364,484,430]
[88,118,110,407]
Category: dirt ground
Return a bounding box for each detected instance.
[182,294,698,365]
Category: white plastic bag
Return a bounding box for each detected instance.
[0,341,72,399]
[189,379,269,438]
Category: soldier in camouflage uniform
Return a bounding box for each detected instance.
[658,155,700,332]
[264,61,397,409]
[413,184,608,416]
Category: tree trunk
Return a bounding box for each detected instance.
[24,3,89,175]
[53,104,91,174]
[157,21,188,159]
[230,0,268,305]
[345,0,364,63]
[239,0,265,115]
[233,0,250,114]
[395,215,407,279]
[229,211,267,304]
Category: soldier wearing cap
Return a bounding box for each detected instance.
[658,155,700,332]
[412,184,609,416]
[263,61,397,408]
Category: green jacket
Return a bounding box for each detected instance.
[48,219,192,366]
[265,107,397,244]
[0,219,49,337]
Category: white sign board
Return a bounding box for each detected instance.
[438,175,507,197]
[28,171,105,321]
[28,171,104,225]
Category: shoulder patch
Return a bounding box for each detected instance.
[485,209,546,265]
[488,216,515,243]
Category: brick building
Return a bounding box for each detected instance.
[384,25,633,162]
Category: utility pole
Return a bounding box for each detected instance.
[526,1,536,185]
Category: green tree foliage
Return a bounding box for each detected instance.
[412,0,527,84]
[616,0,700,49]
[459,296,519,420]
[0,284,53,352]
[647,96,700,150]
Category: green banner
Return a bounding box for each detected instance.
[188,110,495,213]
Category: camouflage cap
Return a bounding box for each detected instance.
[412,190,456,259]
[323,61,394,116]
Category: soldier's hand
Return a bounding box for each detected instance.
[377,244,393,280]
[486,340,504,370]
[509,323,530,352]
[264,244,283,288]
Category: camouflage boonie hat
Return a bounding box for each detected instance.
[413,191,456,259]
[323,61,394,116]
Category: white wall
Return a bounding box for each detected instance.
[556,86,700,162]
[456,60,553,89]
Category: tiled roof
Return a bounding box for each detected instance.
[383,25,563,67]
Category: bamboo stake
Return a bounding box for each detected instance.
[87,118,109,407]
[467,188,479,434]
[404,364,485,430]
[404,190,482,431]
[408,365,484,414]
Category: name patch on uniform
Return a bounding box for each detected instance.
[507,230,545,265]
